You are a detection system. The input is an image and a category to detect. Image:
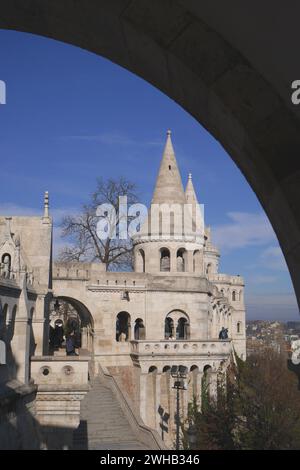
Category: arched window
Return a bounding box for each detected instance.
[237,321,241,334]
[160,248,170,272]
[165,310,190,340]
[177,317,189,339]
[206,263,212,276]
[193,250,201,273]
[1,253,11,277]
[134,318,145,340]
[232,291,236,301]
[165,317,174,339]
[176,248,186,272]
[136,249,145,273]
[116,311,131,342]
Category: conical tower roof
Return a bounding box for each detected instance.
[185,173,199,206]
[185,173,204,239]
[151,130,186,205]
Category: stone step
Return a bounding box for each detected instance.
[72,374,148,450]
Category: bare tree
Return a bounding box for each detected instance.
[58,177,139,271]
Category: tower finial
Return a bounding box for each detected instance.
[167,129,171,136]
[151,130,186,205]
[44,191,49,218]
[188,173,192,180]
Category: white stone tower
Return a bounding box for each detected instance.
[133,130,205,275]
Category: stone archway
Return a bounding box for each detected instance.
[50,296,94,355]
[1,1,300,308]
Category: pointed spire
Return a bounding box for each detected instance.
[151,130,186,205]
[185,172,199,206]
[185,173,204,239]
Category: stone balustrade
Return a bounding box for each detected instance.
[0,268,34,287]
[209,273,244,285]
[131,339,231,356]
[0,268,18,281]
[30,355,90,386]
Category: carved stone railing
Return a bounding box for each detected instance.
[0,268,34,287]
[0,268,18,281]
[30,355,90,386]
[208,273,244,285]
[131,339,232,356]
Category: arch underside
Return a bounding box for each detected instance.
[1,0,300,308]
[55,296,94,328]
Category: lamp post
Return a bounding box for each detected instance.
[171,365,188,450]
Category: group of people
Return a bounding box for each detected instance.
[49,318,81,356]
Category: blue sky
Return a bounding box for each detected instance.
[0,30,298,320]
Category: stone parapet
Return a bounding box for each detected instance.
[209,273,244,285]
[131,339,231,357]
[31,355,90,386]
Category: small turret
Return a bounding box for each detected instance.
[43,191,50,219]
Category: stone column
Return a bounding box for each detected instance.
[127,319,131,341]
[185,322,190,340]
[81,327,88,349]
[187,250,194,273]
[210,371,218,400]
[194,371,203,410]
[31,294,49,356]
[170,248,177,273]
[155,372,161,432]
[171,320,176,338]
[11,315,30,383]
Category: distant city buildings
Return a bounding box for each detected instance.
[246,320,300,356]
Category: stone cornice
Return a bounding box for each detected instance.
[133,235,203,245]
[86,285,209,294]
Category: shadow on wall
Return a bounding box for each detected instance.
[158,405,170,442]
[0,379,81,449]
[72,419,88,450]
[0,348,81,450]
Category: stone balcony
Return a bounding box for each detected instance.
[31,355,90,386]
[208,273,244,285]
[131,339,232,357]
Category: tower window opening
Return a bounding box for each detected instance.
[160,248,170,272]
[116,312,131,342]
[176,248,186,272]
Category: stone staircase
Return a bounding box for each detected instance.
[72,375,149,450]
